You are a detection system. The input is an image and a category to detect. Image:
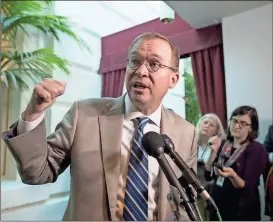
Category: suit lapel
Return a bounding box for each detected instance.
[158,108,179,221]
[99,95,125,220]
[99,98,180,220]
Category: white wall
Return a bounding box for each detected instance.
[222,3,272,220]
[53,1,161,37]
[222,3,272,143]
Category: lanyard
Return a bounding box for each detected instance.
[200,145,209,159]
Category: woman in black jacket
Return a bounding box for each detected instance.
[204,106,268,221]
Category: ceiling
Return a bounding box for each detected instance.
[165,1,271,29]
[55,1,162,37]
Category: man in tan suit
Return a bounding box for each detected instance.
[2,32,197,221]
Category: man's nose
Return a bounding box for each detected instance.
[135,63,149,77]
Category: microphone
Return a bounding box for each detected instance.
[141,131,198,221]
[161,134,218,212]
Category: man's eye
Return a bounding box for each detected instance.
[130,59,140,66]
[131,59,139,63]
[149,62,159,67]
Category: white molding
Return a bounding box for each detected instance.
[66,21,101,39]
[1,195,69,221]
[96,2,136,25]
[1,169,70,210]
[68,61,99,75]
[1,180,51,210]
[167,92,184,98]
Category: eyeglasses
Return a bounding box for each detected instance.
[126,57,175,73]
[231,118,251,128]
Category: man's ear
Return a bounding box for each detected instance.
[169,72,180,89]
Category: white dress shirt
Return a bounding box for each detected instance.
[17,94,161,221]
[17,112,45,134]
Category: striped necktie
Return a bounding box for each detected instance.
[123,117,149,221]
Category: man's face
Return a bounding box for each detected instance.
[125,38,179,112]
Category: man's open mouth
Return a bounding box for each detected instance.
[133,82,148,89]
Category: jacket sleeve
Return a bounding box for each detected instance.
[240,142,268,193]
[1,102,79,185]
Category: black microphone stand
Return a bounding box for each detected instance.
[158,154,200,221]
[167,183,202,221]
[162,134,220,217]
[179,177,203,221]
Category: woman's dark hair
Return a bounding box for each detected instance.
[226,106,259,143]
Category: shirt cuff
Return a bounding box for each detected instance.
[17,112,45,135]
[269,153,273,164]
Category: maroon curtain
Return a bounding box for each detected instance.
[190,45,227,127]
[102,69,126,98]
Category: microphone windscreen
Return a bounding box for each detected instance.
[161,134,175,152]
[161,134,169,141]
[141,131,165,157]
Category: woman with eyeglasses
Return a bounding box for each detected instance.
[204,106,268,221]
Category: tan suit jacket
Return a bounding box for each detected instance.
[2,94,197,221]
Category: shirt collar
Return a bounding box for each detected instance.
[124,94,162,127]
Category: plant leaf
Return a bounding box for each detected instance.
[1,0,91,90]
[2,13,91,53]
[1,49,70,90]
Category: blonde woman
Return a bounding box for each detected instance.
[196,114,226,167]
[195,113,226,219]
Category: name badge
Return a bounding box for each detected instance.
[216,176,225,187]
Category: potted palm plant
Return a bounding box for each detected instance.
[1,0,90,90]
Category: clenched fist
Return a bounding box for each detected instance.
[24,78,66,121]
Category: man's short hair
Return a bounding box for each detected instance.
[128,32,180,72]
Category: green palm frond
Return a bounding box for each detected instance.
[1,49,70,90]
[2,14,91,52]
[1,1,91,53]
[0,0,92,90]
[1,48,70,74]
[1,69,53,90]
[1,1,46,16]
[1,0,53,15]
